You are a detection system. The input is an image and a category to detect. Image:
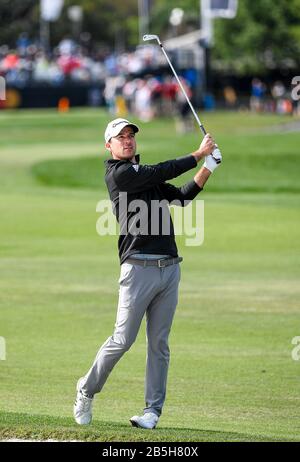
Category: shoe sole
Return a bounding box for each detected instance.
[129,418,156,429]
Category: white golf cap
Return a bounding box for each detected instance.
[104,118,139,143]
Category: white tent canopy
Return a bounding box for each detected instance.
[40,0,64,22]
[202,0,238,19]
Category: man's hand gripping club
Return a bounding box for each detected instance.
[191,134,222,189]
[192,134,222,172]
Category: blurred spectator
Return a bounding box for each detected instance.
[57,53,81,77]
[104,54,119,77]
[88,87,103,107]
[203,93,215,111]
[134,79,153,122]
[292,99,300,117]
[150,77,164,116]
[58,38,77,56]
[2,52,19,71]
[161,77,177,116]
[174,77,194,134]
[224,86,237,108]
[250,78,266,112]
[16,33,31,54]
[270,81,294,115]
[271,81,286,113]
[104,76,125,114]
[123,78,137,113]
[33,52,64,84]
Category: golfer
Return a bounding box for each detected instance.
[74,118,221,429]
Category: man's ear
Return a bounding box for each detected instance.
[105,142,111,153]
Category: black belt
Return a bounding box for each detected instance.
[126,257,183,268]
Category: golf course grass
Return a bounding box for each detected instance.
[0,108,299,442]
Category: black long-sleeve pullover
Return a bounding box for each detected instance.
[104,154,203,264]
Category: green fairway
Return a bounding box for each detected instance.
[0,108,300,442]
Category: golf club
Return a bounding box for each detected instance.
[143,34,222,163]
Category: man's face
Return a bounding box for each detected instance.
[106,126,137,161]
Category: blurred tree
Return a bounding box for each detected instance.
[0,0,139,50]
[149,0,199,36]
[59,0,139,50]
[213,0,300,74]
[0,0,38,47]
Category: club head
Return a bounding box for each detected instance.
[143,34,161,44]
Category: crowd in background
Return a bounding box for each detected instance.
[250,77,297,115]
[0,35,298,121]
[0,35,197,131]
[0,36,166,87]
[104,74,194,131]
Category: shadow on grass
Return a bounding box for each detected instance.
[0,411,282,442]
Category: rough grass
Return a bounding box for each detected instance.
[0,411,289,442]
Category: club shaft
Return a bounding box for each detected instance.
[159,44,207,137]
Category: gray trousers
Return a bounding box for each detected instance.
[81,260,181,417]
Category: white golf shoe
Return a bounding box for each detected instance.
[73,378,93,425]
[130,412,159,429]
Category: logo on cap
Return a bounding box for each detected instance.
[105,118,139,143]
